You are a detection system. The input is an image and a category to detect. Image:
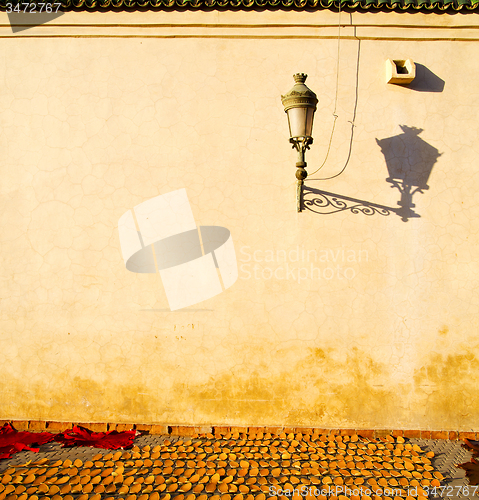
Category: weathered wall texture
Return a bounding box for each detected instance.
[1,10,478,430]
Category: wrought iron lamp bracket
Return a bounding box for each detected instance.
[290,136,313,211]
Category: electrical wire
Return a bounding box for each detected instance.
[307,0,342,178]
[308,8,361,182]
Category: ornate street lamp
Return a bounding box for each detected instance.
[281,73,318,212]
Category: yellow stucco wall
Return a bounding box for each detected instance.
[1,10,479,430]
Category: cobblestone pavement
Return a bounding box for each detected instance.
[0,432,474,500]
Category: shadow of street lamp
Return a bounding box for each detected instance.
[376,125,441,222]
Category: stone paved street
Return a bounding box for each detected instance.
[0,432,474,500]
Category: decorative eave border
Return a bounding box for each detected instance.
[0,0,478,11]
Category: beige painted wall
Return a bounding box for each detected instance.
[1,10,478,430]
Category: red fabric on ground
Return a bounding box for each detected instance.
[54,425,136,449]
[0,422,55,459]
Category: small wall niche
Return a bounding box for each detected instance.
[386,59,416,84]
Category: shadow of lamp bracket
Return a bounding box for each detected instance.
[281,73,318,212]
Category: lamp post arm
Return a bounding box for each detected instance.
[296,146,305,165]
[291,137,313,212]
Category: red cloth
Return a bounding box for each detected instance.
[0,422,55,459]
[54,425,136,450]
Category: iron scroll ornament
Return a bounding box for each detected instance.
[302,187,400,218]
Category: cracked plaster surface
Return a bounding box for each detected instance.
[1,16,479,429]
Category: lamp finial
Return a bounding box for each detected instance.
[293,73,307,84]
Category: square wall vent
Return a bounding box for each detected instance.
[386,59,416,84]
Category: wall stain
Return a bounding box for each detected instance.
[3,344,478,430]
[414,350,479,428]
[439,326,449,336]
[171,346,404,428]
[0,376,165,424]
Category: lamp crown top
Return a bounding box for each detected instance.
[281,72,318,112]
[293,73,308,83]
